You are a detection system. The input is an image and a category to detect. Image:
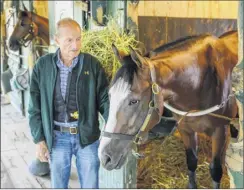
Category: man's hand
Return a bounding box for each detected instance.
[36,141,49,162]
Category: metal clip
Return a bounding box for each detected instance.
[219,100,227,108]
[132,149,144,159]
[149,101,154,108]
[133,135,141,144]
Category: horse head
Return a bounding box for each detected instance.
[8,5,47,51]
[98,44,164,170]
[8,7,38,51]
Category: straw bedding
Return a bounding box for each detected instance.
[137,130,230,188]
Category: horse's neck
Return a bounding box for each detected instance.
[153,53,203,108]
[154,52,200,85]
[32,13,49,45]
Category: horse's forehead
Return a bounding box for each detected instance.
[109,78,131,98]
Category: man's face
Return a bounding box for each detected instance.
[55,24,81,60]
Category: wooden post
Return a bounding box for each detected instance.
[226,1,243,188]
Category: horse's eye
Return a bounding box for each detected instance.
[129,100,139,106]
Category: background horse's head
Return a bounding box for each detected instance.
[98,44,164,170]
[8,7,37,51]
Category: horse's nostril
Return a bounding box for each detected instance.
[8,40,19,51]
[103,154,112,166]
[9,41,14,48]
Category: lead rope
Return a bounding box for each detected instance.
[132,125,177,159]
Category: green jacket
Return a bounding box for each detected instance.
[28,51,110,151]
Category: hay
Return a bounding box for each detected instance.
[137,130,230,188]
[80,15,139,80]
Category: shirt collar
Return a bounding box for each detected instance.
[56,49,79,71]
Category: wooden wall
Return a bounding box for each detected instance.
[127,1,238,51]
[33,1,48,18]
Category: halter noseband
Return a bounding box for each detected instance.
[101,59,162,144]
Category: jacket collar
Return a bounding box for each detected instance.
[52,48,84,69]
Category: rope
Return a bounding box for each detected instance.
[208,113,233,121]
[177,110,235,127]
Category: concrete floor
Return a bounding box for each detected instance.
[1,101,79,188]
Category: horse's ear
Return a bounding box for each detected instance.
[18,3,31,18]
[112,44,123,64]
[136,42,147,56]
[18,11,27,18]
[23,3,28,12]
[19,1,29,12]
[129,45,144,68]
[18,10,31,18]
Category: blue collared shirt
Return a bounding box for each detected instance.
[56,49,79,100]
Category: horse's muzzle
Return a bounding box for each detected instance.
[100,153,114,170]
[8,38,20,51]
[100,150,126,170]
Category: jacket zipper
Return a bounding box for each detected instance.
[65,107,68,123]
[76,65,82,124]
[76,55,84,131]
[51,57,57,131]
[65,71,72,123]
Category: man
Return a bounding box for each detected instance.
[28,18,109,188]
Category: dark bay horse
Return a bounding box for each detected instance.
[8,7,49,51]
[98,31,238,188]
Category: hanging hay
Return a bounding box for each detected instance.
[137,129,230,188]
[80,15,139,80]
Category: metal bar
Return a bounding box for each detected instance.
[124,0,127,32]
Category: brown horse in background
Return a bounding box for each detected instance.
[8,6,49,51]
[98,31,238,188]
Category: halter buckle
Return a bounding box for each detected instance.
[149,100,154,108]
[152,83,160,94]
[69,127,77,134]
[133,135,141,144]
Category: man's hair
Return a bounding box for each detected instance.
[55,18,82,36]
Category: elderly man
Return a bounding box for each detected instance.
[28,18,109,188]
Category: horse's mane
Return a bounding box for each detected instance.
[218,30,237,38]
[111,56,138,86]
[151,35,200,54]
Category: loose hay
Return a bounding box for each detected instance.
[137,129,230,189]
[80,15,139,80]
